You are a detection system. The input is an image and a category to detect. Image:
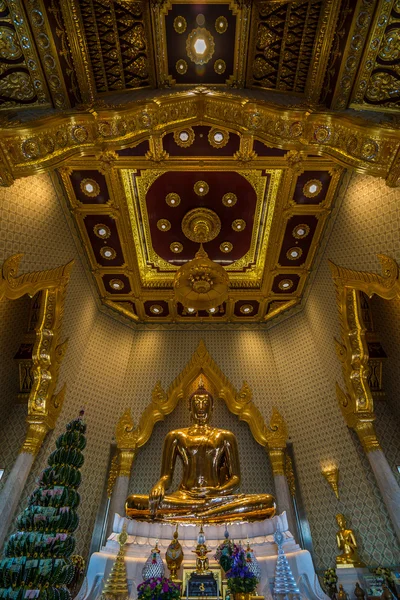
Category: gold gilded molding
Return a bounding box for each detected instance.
[268,448,285,476]
[58,0,96,105]
[0,254,73,453]
[113,341,289,459]
[107,455,119,498]
[330,254,400,450]
[21,385,66,455]
[1,90,398,185]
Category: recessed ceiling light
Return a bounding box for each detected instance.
[194,37,207,55]
[100,246,116,260]
[309,184,318,194]
[180,131,189,142]
[110,278,124,291]
[85,183,94,193]
[150,304,164,315]
[287,247,303,260]
[187,307,196,313]
[232,219,246,232]
[170,242,183,253]
[293,224,310,239]
[214,132,223,143]
[208,307,217,313]
[93,223,111,239]
[278,279,294,291]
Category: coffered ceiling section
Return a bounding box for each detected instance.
[59,128,343,324]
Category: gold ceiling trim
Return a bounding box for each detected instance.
[115,340,289,452]
[1,89,399,187]
[123,167,279,287]
[329,254,400,431]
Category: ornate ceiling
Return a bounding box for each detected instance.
[0,0,399,325]
[59,124,342,323]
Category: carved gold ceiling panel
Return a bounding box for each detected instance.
[57,123,343,325]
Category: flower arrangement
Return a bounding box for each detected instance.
[214,539,241,573]
[323,568,338,599]
[137,577,181,600]
[226,547,259,594]
[372,568,397,595]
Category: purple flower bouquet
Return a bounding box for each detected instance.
[138,577,181,600]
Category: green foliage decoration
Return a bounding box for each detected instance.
[0,412,87,600]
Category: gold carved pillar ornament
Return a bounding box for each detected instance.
[321,464,339,500]
[330,254,400,541]
[0,254,73,548]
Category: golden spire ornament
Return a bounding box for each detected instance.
[101,526,129,600]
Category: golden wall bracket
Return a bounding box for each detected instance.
[0,89,399,187]
[330,254,400,450]
[0,253,74,454]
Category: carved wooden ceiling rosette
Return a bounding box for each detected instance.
[58,125,343,325]
[151,0,251,87]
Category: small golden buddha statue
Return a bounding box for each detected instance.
[335,514,365,567]
[126,383,275,523]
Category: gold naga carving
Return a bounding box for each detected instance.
[329,254,400,452]
[113,340,289,479]
[0,90,399,187]
[0,253,74,455]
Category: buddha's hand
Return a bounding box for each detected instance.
[149,481,165,516]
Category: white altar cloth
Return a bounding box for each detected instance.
[81,513,328,600]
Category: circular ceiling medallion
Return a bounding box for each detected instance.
[80,178,100,197]
[100,246,116,260]
[240,304,254,315]
[303,179,322,198]
[109,278,124,291]
[287,247,303,261]
[157,218,171,232]
[176,59,188,74]
[166,192,181,207]
[194,180,209,196]
[173,127,195,148]
[232,219,246,232]
[222,192,237,207]
[208,127,229,148]
[215,16,228,33]
[150,304,164,315]
[196,13,205,26]
[186,27,215,65]
[182,207,221,243]
[93,223,111,239]
[173,16,187,33]
[220,241,233,253]
[214,59,226,74]
[292,224,310,239]
[279,279,294,291]
[170,241,183,253]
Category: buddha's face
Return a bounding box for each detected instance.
[191,393,213,425]
[336,514,346,528]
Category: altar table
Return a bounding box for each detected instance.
[79,512,328,600]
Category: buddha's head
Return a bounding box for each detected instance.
[189,384,214,425]
[336,513,346,528]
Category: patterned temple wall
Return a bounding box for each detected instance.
[0,173,400,570]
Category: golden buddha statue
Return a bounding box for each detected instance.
[335,514,365,567]
[126,384,275,523]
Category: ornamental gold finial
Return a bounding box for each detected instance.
[101,525,129,600]
[321,464,339,499]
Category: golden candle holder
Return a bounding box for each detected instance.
[321,465,339,499]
